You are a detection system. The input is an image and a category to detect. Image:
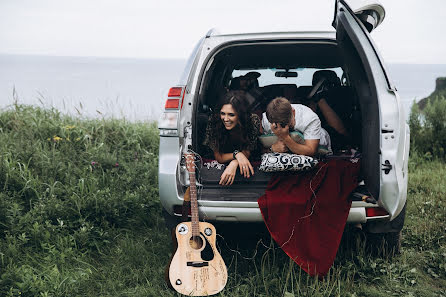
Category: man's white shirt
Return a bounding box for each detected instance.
[262,104,332,152]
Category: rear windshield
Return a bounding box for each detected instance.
[232,67,343,87]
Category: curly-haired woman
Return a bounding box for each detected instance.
[204,90,260,185]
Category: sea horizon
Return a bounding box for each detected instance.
[1,53,446,121]
[3,52,446,65]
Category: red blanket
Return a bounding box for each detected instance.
[258,159,360,277]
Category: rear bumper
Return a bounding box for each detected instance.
[170,201,389,223]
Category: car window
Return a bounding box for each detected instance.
[232,67,343,87]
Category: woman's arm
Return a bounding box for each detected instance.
[214,150,254,178]
[219,160,239,185]
[213,151,236,164]
[236,150,254,177]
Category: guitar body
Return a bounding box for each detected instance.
[169,221,227,296]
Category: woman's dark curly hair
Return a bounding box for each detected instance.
[212,90,252,152]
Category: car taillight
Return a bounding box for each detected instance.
[366,207,388,217]
[165,99,180,109]
[158,86,185,136]
[164,87,185,110]
[168,87,183,97]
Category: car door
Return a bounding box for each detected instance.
[333,0,408,219]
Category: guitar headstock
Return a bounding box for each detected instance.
[184,153,196,173]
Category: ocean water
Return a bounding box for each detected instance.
[0,54,186,121]
[1,54,446,121]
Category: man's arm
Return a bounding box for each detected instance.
[271,123,319,156]
[282,136,319,156]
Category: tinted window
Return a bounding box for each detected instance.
[232,67,343,87]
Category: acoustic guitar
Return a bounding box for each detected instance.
[167,153,228,296]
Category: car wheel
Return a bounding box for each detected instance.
[366,230,402,256]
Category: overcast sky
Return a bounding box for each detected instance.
[0,0,445,64]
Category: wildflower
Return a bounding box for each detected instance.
[114,162,119,167]
[52,135,62,142]
[91,161,97,166]
[65,125,76,130]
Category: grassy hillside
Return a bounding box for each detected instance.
[0,105,445,296]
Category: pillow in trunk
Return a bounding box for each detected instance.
[259,152,318,172]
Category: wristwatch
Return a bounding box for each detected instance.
[233,150,240,160]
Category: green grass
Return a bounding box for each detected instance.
[0,105,445,297]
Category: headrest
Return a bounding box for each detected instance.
[244,71,261,79]
[312,70,340,87]
[229,77,241,90]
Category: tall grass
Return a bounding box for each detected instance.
[0,105,444,296]
[0,105,162,296]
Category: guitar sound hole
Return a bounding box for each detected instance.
[189,235,204,250]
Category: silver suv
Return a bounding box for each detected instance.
[158,0,409,251]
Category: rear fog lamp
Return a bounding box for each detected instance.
[366,207,388,217]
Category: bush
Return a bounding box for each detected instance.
[409,95,446,160]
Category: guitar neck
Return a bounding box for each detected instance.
[189,172,200,237]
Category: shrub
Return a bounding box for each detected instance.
[409,95,446,160]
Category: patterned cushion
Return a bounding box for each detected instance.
[259,153,318,172]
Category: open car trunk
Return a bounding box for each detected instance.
[192,40,363,203]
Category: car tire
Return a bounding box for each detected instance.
[366,230,402,256]
[364,203,406,256]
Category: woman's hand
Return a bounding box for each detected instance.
[235,152,254,178]
[219,160,238,185]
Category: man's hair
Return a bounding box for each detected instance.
[266,97,292,127]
